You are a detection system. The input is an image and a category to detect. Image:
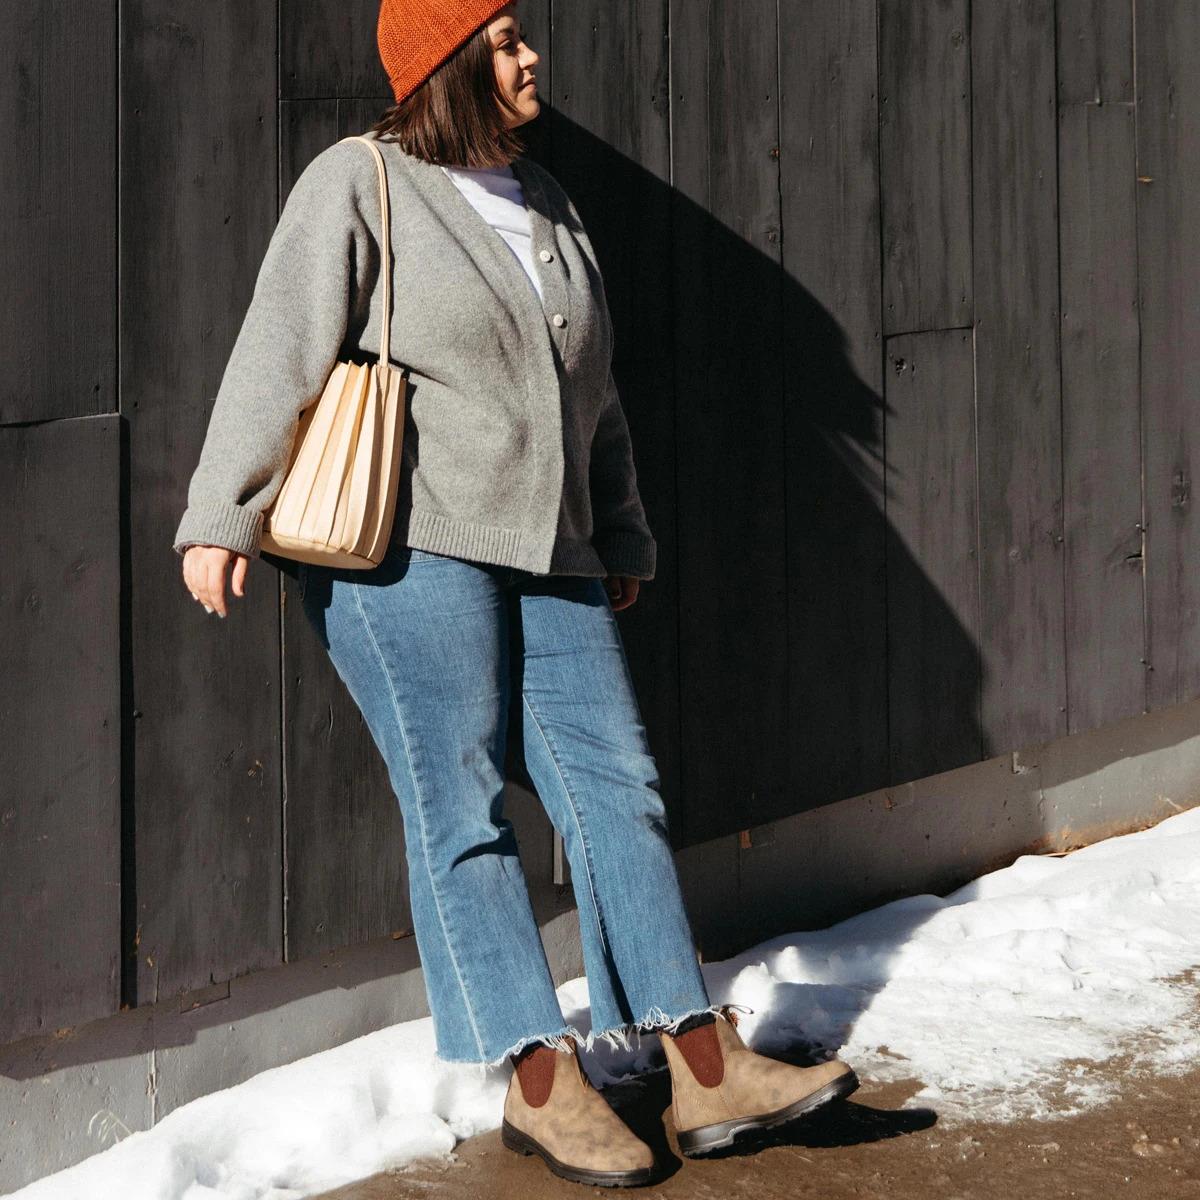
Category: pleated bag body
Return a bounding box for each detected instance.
[259,134,410,568]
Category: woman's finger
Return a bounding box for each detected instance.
[606,575,639,611]
[182,555,207,610]
[203,554,229,618]
[231,553,248,598]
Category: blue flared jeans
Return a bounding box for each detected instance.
[296,541,715,1065]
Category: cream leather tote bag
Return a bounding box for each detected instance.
[259,135,409,569]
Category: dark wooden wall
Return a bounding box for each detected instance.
[3,0,1197,1044]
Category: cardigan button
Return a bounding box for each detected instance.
[552,313,566,327]
[539,249,553,262]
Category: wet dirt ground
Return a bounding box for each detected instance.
[313,1045,1200,1200]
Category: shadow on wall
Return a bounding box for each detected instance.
[522,111,985,849]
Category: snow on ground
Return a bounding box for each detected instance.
[8,805,1200,1200]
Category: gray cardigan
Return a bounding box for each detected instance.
[172,131,656,580]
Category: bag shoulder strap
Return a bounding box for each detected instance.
[338,134,392,371]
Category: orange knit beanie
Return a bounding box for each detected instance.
[377,0,513,105]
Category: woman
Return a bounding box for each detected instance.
[174,0,857,1187]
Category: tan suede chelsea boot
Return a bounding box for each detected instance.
[659,1007,859,1156]
[501,1041,659,1187]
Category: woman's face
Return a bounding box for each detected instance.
[487,5,540,128]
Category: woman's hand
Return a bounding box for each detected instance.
[603,575,640,611]
[182,545,249,618]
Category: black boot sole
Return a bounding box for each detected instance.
[676,1068,861,1157]
[501,1117,659,1188]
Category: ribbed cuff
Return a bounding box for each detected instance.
[173,502,264,559]
[592,530,657,581]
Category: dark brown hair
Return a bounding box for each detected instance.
[369,20,529,168]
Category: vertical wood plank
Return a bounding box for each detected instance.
[879,0,972,336]
[885,330,982,782]
[1057,0,1133,105]
[281,0,387,99]
[279,97,415,959]
[778,0,890,816]
[124,0,284,1003]
[1058,85,1144,731]
[548,1,682,836]
[0,1,116,423]
[971,0,1067,753]
[1136,1,1200,710]
[671,0,790,843]
[0,417,121,1044]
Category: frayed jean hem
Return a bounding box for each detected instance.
[436,1024,592,1077]
[438,1002,756,1077]
[587,1001,756,1054]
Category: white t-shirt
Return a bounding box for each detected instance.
[440,163,544,304]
